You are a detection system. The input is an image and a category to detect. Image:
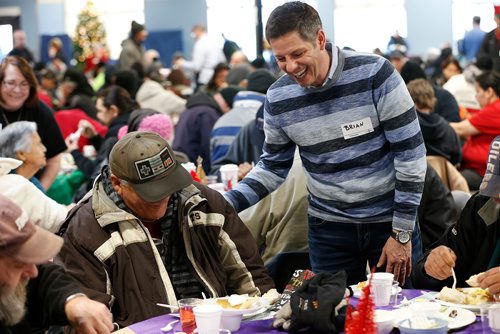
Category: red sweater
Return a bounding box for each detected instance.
[462,99,500,176]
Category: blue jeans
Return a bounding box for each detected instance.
[308,216,422,287]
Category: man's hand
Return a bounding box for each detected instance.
[477,267,500,295]
[377,236,411,285]
[423,246,456,280]
[238,162,253,180]
[65,295,113,334]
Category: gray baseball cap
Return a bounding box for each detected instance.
[109,131,192,202]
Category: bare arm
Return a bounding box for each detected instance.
[450,120,480,139]
[40,153,62,190]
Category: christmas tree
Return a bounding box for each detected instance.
[72,0,109,72]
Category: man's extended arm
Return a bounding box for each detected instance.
[223,100,295,212]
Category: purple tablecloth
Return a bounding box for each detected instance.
[127,289,493,333]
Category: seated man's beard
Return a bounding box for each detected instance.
[0,279,28,326]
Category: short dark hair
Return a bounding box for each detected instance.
[265,1,322,44]
[476,71,500,97]
[473,16,481,24]
[97,85,137,115]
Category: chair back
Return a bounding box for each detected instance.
[426,155,470,192]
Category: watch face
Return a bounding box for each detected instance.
[398,231,411,243]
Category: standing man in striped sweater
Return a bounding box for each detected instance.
[223,1,427,286]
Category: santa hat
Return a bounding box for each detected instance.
[495,4,500,16]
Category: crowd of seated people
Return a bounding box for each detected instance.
[1,5,500,332]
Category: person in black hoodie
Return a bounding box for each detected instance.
[412,136,500,293]
[406,78,462,165]
[66,86,135,201]
[173,86,241,172]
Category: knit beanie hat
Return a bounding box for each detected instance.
[131,21,145,37]
[247,69,276,94]
[138,114,174,142]
[219,86,242,108]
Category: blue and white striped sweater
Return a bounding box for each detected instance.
[210,91,266,163]
[224,47,426,230]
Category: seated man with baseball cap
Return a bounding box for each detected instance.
[0,194,113,334]
[412,135,500,293]
[56,131,274,328]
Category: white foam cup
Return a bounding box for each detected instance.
[193,304,223,334]
[220,164,239,191]
[489,304,500,332]
[367,272,394,306]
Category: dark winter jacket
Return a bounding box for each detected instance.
[0,263,82,334]
[412,193,500,290]
[417,111,462,165]
[56,179,273,328]
[173,92,221,171]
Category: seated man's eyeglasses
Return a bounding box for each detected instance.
[3,81,30,91]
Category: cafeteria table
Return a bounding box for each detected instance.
[115,289,494,333]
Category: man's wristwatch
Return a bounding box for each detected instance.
[390,230,412,244]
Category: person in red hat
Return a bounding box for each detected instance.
[477,4,500,71]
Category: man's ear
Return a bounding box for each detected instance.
[317,29,326,50]
[110,174,122,195]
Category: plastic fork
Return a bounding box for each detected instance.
[160,319,179,332]
[451,268,457,290]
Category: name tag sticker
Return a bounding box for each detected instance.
[341,117,374,139]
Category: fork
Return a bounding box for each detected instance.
[451,268,457,290]
[160,319,179,332]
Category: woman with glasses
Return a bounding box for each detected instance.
[0,56,66,191]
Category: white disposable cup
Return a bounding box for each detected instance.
[220,164,239,191]
[182,162,197,173]
[367,272,394,306]
[193,304,223,334]
[82,145,96,159]
[489,304,500,332]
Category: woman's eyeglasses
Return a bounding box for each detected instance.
[2,80,30,91]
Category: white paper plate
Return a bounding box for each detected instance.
[433,288,491,313]
[214,297,269,316]
[433,298,482,313]
[391,303,476,330]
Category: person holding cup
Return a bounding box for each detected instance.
[412,135,500,294]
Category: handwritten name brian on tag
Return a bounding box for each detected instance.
[341,117,374,139]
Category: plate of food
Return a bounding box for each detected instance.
[433,286,493,313]
[391,302,477,330]
[211,294,270,316]
[349,281,402,298]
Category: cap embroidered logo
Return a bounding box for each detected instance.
[134,146,174,180]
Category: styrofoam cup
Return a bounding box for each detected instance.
[220,164,238,191]
[367,272,394,306]
[193,304,222,334]
[488,304,500,332]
